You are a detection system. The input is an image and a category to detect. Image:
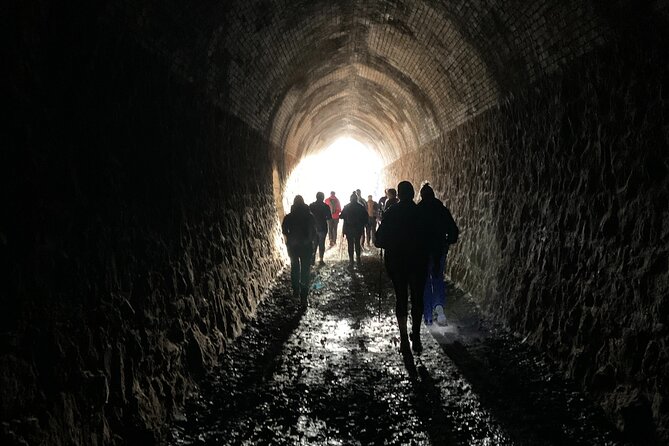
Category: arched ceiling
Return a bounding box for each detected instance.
[120,0,608,164]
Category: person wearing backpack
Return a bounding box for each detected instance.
[417,183,459,326]
[282,195,317,301]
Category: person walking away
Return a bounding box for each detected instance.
[339,193,368,266]
[417,183,459,326]
[324,191,341,246]
[365,195,379,248]
[375,181,428,354]
[282,195,316,302]
[355,189,368,248]
[383,188,399,213]
[378,189,388,213]
[309,191,331,266]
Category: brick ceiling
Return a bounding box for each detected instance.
[122,0,608,163]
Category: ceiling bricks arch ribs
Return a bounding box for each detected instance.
[197,0,608,163]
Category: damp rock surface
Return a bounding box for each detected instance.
[170,248,625,446]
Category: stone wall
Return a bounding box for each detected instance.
[2,5,283,445]
[384,41,669,442]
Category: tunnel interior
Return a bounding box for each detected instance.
[4,0,669,444]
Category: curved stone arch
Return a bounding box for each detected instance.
[363,2,501,132]
[282,95,400,162]
[309,106,413,160]
[272,63,430,161]
[201,0,608,159]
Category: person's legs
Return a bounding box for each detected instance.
[328,219,336,245]
[298,245,312,298]
[432,254,446,307]
[423,256,435,324]
[386,257,409,352]
[289,254,300,296]
[433,253,447,324]
[365,221,372,247]
[409,264,427,353]
[311,235,318,265]
[317,231,326,261]
[391,273,410,343]
[353,233,362,263]
[333,219,339,244]
[346,235,355,264]
[369,218,377,246]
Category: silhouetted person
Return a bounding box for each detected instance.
[378,189,388,211]
[355,189,368,248]
[383,188,399,213]
[417,183,459,326]
[355,188,366,207]
[375,181,427,353]
[339,193,368,266]
[324,191,341,246]
[365,195,379,247]
[282,195,316,301]
[309,191,331,266]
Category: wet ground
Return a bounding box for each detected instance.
[169,244,627,446]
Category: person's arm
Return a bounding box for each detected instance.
[375,209,392,248]
[359,205,369,227]
[444,207,459,244]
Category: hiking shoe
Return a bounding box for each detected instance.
[435,305,447,326]
[410,333,423,354]
[319,259,325,266]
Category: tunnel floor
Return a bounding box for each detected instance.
[169,245,626,446]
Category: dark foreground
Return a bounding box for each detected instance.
[169,246,625,446]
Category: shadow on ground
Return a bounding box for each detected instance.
[169,246,626,446]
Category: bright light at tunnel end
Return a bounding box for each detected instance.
[282,137,384,214]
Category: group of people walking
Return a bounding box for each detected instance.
[322,189,394,254]
[282,180,458,354]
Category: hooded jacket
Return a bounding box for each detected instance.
[282,203,316,252]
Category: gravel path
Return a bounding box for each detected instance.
[169,246,625,446]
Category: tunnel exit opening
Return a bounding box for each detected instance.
[282,137,384,214]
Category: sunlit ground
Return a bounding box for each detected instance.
[282,137,384,213]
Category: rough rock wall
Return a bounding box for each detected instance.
[2,5,283,445]
[384,43,669,442]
